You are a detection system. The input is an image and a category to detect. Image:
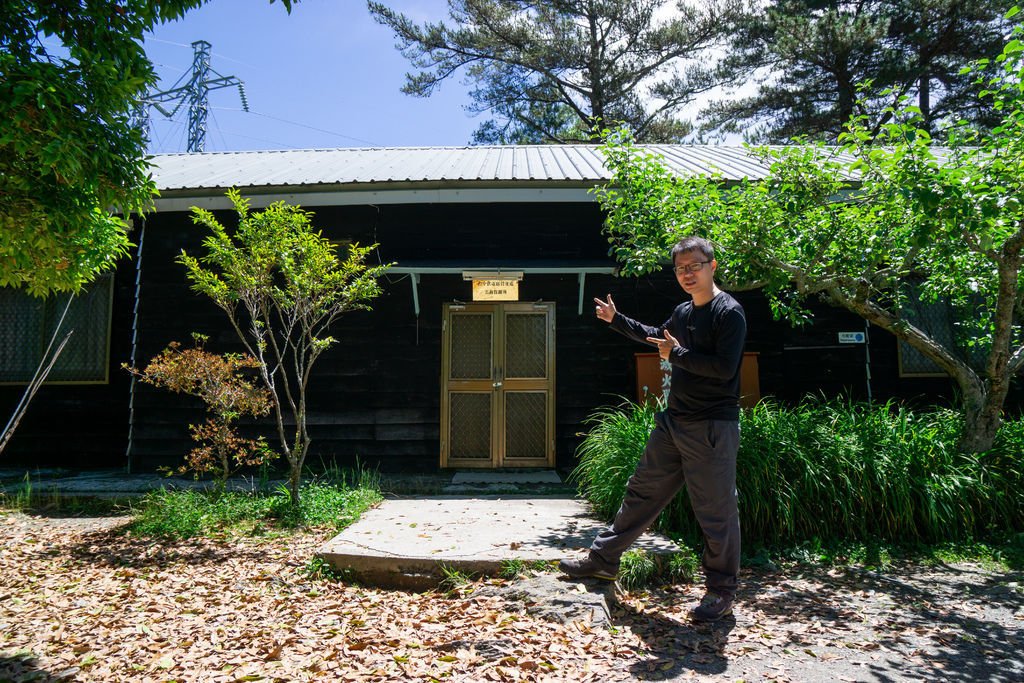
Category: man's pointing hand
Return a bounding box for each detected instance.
[646,328,680,361]
[594,294,617,323]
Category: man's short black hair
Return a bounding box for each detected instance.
[671,236,715,261]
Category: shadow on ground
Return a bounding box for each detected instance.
[0,653,77,682]
[604,561,1023,682]
[65,527,277,570]
[619,601,735,679]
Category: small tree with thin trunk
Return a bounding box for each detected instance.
[595,9,1024,453]
[179,191,391,505]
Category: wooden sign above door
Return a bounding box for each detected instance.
[472,278,519,301]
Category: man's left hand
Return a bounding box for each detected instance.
[646,329,680,361]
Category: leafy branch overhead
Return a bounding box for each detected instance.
[595,8,1024,453]
[0,0,293,296]
[369,0,742,144]
[179,189,391,505]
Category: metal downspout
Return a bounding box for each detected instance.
[577,272,586,315]
[125,219,146,472]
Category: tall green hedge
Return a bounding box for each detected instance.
[572,397,1024,545]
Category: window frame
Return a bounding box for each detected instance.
[0,274,116,386]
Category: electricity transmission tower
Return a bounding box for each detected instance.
[143,40,248,152]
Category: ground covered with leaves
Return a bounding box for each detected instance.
[1,512,1022,682]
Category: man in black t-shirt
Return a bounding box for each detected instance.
[560,236,746,623]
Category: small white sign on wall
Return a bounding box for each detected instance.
[838,331,866,344]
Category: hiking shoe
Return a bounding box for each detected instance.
[558,554,618,581]
[690,591,734,622]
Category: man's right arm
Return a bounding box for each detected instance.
[594,294,665,348]
[609,312,665,347]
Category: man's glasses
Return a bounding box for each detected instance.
[672,261,712,275]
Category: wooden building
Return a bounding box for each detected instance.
[0,146,971,473]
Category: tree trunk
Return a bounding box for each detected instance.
[836,72,855,136]
[959,384,1001,453]
[287,426,309,507]
[957,220,1024,453]
[288,453,303,508]
[919,73,931,131]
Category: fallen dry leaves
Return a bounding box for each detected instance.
[1,511,1021,682]
[0,513,641,681]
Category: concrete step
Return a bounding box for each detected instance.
[316,496,680,590]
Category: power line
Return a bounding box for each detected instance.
[145,36,193,49]
[214,107,380,146]
[208,107,229,151]
[207,129,303,149]
[146,36,257,69]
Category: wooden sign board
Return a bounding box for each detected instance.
[472,278,519,301]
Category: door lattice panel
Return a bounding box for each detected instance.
[450,314,492,379]
[505,392,546,460]
[449,393,491,460]
[505,313,546,378]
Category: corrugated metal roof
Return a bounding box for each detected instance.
[150,144,824,193]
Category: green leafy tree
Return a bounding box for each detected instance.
[369,0,741,144]
[0,0,293,296]
[125,335,275,487]
[180,190,391,505]
[595,10,1024,453]
[703,0,1009,143]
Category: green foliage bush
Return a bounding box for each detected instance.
[124,335,275,486]
[572,397,1024,546]
[570,398,661,521]
[128,481,382,540]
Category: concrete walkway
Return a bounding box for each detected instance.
[316,470,680,589]
[0,468,281,497]
[316,495,680,589]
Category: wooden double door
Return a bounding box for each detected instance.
[441,302,555,468]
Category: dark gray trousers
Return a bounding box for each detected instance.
[590,411,741,597]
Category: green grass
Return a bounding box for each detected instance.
[573,396,1024,548]
[743,532,1024,573]
[569,397,661,521]
[618,549,658,590]
[437,563,475,592]
[498,558,556,579]
[0,474,132,516]
[119,461,383,539]
[126,480,382,540]
[301,556,352,582]
[615,548,702,590]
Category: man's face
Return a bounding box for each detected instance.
[673,249,716,296]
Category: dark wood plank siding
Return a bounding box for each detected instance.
[126,201,623,472]
[8,196,1018,472]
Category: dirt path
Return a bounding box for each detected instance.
[616,561,1023,682]
[1,512,1021,682]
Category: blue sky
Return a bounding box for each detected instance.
[143,1,480,153]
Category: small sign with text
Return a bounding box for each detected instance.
[838,331,866,344]
[472,278,519,301]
